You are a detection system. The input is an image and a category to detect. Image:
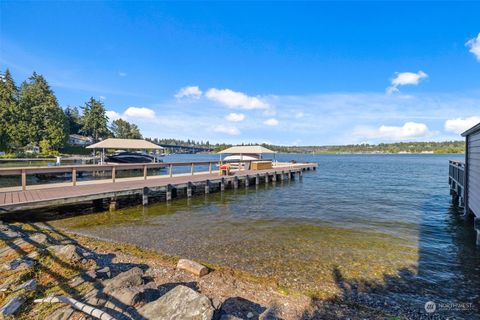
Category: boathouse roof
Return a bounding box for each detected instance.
[462,122,480,137]
[86,138,163,150]
[218,145,276,154]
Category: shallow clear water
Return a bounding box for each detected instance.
[50,154,480,313]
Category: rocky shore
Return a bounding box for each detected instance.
[1,220,447,320]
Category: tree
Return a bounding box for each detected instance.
[15,72,67,150]
[110,118,142,139]
[64,106,82,134]
[0,69,18,151]
[80,97,110,141]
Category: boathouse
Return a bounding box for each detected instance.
[462,123,480,219]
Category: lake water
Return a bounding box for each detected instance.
[49,154,480,316]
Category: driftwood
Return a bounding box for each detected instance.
[34,296,116,320]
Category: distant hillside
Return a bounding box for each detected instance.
[263,141,465,154]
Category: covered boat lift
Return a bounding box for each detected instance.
[86,138,164,164]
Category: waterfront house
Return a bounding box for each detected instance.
[68,134,94,146]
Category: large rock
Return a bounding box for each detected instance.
[48,244,82,263]
[2,257,34,271]
[137,285,214,320]
[0,297,26,317]
[177,259,209,277]
[103,267,144,292]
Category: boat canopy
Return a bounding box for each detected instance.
[217,145,276,154]
[86,138,163,150]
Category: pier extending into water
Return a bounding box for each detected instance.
[0,160,317,214]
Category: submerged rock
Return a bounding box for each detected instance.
[137,285,214,320]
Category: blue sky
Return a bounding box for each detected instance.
[1,1,480,145]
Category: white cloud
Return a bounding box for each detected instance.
[124,107,156,119]
[118,71,127,77]
[212,125,240,135]
[175,86,202,99]
[225,113,245,122]
[466,33,480,61]
[295,111,304,119]
[263,118,279,126]
[444,116,480,134]
[106,110,122,121]
[386,71,428,94]
[354,122,431,141]
[205,88,270,110]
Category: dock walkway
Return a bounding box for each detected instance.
[0,162,317,213]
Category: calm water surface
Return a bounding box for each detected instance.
[50,154,480,313]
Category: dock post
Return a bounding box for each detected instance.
[166,184,173,201]
[142,187,149,205]
[191,163,195,175]
[205,180,210,194]
[112,167,116,183]
[187,182,193,198]
[245,175,250,188]
[209,162,213,174]
[265,174,269,184]
[280,171,284,182]
[220,178,225,191]
[272,172,277,183]
[169,164,173,177]
[289,170,294,180]
[143,165,148,180]
[72,168,77,186]
[255,174,260,185]
[21,169,26,191]
[298,170,303,180]
[233,176,239,189]
[109,197,118,211]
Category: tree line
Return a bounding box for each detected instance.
[0,69,142,155]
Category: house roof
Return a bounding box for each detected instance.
[461,122,480,137]
[218,145,276,154]
[86,138,163,150]
[69,134,92,141]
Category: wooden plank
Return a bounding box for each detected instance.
[18,192,27,203]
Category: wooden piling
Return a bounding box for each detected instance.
[166,184,173,201]
[205,180,210,194]
[233,176,239,189]
[109,197,117,211]
[142,187,149,205]
[187,182,193,198]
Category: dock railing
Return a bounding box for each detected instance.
[0,160,288,191]
[449,160,465,207]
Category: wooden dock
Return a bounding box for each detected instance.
[0,161,317,214]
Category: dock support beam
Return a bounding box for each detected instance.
[475,217,480,246]
[272,172,277,183]
[265,174,269,184]
[142,187,149,205]
[220,178,225,192]
[255,174,260,185]
[245,175,250,188]
[233,177,239,189]
[187,182,193,198]
[109,197,118,211]
[166,184,173,201]
[205,180,210,194]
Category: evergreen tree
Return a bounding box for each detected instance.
[15,72,67,150]
[64,106,82,134]
[111,118,142,139]
[0,69,18,151]
[80,97,110,141]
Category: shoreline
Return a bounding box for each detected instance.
[0,221,395,319]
